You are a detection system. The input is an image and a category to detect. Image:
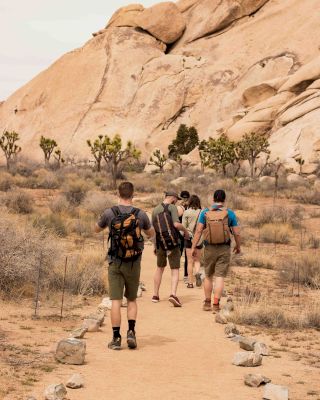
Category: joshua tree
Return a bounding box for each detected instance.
[149,148,168,173]
[0,130,21,171]
[168,124,199,175]
[39,136,58,166]
[295,157,305,175]
[87,135,105,172]
[53,149,65,168]
[103,134,141,188]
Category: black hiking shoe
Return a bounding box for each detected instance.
[127,330,137,349]
[108,336,121,350]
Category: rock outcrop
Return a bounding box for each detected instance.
[0,0,320,170]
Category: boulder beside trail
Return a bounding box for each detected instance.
[44,384,67,400]
[232,352,263,367]
[70,327,87,339]
[82,318,100,332]
[55,339,86,365]
[224,323,239,338]
[98,297,112,311]
[244,373,271,387]
[215,312,228,324]
[86,311,105,326]
[222,297,234,312]
[239,337,257,351]
[263,383,289,400]
[254,341,270,356]
[66,373,84,389]
[286,173,306,185]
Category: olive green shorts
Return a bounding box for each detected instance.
[156,246,181,269]
[108,257,141,301]
[203,244,231,278]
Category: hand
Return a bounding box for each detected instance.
[184,231,190,240]
[191,247,197,258]
[233,246,241,254]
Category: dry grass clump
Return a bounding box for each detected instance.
[260,223,293,244]
[49,195,70,214]
[82,191,115,217]
[250,206,303,228]
[49,246,107,295]
[0,172,14,191]
[63,176,90,205]
[4,190,33,214]
[33,214,67,237]
[231,298,320,329]
[0,214,60,296]
[308,234,320,249]
[227,193,250,211]
[68,214,95,238]
[243,250,275,269]
[289,187,320,205]
[279,253,320,289]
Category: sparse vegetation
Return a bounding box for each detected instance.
[4,190,33,214]
[149,148,168,173]
[280,254,320,289]
[39,136,58,166]
[260,223,293,244]
[0,130,21,171]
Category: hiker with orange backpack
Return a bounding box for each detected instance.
[152,191,190,307]
[191,189,241,312]
[95,182,154,350]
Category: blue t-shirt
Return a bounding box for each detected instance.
[198,204,238,228]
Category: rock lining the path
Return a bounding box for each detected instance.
[66,373,84,389]
[224,323,239,338]
[254,341,270,356]
[263,383,289,400]
[232,351,263,367]
[86,311,105,326]
[98,297,112,311]
[44,383,67,400]
[215,312,228,324]
[82,318,100,332]
[244,373,271,387]
[70,327,87,339]
[55,339,86,365]
[239,337,257,351]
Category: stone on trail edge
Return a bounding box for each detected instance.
[232,351,263,367]
[263,383,289,400]
[239,336,257,351]
[224,323,239,338]
[86,311,105,326]
[254,341,270,356]
[44,383,67,400]
[244,373,271,387]
[70,327,87,339]
[66,373,84,389]
[98,297,112,311]
[55,338,86,365]
[215,312,228,324]
[82,318,100,332]
[222,297,234,312]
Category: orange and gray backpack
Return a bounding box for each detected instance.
[108,206,142,261]
[203,207,231,245]
[153,203,179,250]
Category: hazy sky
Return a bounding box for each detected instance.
[0,0,157,101]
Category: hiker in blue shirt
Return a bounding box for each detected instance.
[191,189,241,312]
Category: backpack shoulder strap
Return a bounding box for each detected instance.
[131,207,140,217]
[162,203,170,212]
[111,206,120,217]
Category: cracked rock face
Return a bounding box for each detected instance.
[0,0,320,169]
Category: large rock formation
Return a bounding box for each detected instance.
[0,0,320,171]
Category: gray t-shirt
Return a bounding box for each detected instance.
[98,205,151,255]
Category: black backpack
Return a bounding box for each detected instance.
[108,206,142,261]
[153,203,179,250]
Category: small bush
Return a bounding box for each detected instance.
[290,187,320,205]
[4,190,33,214]
[279,254,320,289]
[69,214,94,238]
[33,214,67,237]
[63,178,90,206]
[260,223,292,244]
[82,191,114,217]
[308,234,320,249]
[0,172,14,191]
[227,193,250,211]
[49,195,70,214]
[34,169,60,189]
[250,206,303,228]
[243,251,274,269]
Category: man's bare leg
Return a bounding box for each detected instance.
[127,300,137,321]
[171,268,179,296]
[153,267,165,297]
[213,277,224,301]
[111,300,121,327]
[204,276,213,300]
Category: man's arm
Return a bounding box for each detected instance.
[191,222,204,256]
[173,221,190,239]
[95,224,104,233]
[143,227,155,240]
[232,226,241,253]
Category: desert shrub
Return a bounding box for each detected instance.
[0,214,60,296]
[0,172,14,191]
[33,214,67,237]
[289,187,320,205]
[279,253,320,289]
[82,191,114,217]
[243,251,274,269]
[33,169,60,189]
[260,223,292,244]
[4,190,33,214]
[251,206,303,229]
[69,214,94,237]
[227,193,250,211]
[49,246,106,295]
[308,234,320,249]
[63,177,90,205]
[49,195,70,214]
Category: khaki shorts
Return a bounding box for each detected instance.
[156,246,181,269]
[108,257,141,301]
[203,244,231,278]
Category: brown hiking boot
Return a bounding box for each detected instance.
[212,303,220,313]
[203,299,212,311]
[168,295,182,307]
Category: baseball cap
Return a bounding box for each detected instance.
[165,191,182,200]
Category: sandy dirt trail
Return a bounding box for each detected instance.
[29,244,314,400]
